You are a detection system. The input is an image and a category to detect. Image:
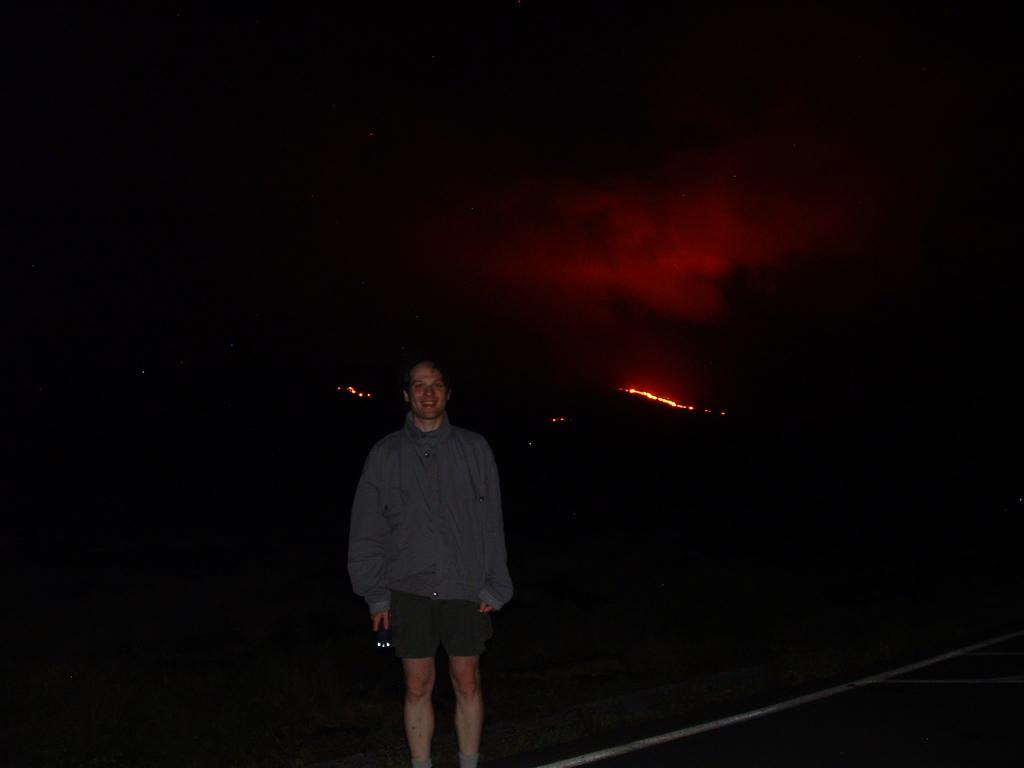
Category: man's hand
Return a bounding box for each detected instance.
[478,602,495,613]
[371,610,390,631]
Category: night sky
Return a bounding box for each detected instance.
[12,3,1021,444]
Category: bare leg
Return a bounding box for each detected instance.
[448,655,483,758]
[402,657,436,763]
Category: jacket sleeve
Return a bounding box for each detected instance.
[347,447,391,613]
[478,442,514,610]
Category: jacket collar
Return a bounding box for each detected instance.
[404,410,452,443]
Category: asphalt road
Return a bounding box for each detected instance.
[501,631,1024,768]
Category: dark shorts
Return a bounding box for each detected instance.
[390,590,493,658]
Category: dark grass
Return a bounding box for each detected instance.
[3,392,1021,767]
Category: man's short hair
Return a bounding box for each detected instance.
[402,359,450,392]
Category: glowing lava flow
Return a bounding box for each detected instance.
[619,388,726,416]
[338,385,373,398]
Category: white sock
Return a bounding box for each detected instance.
[459,753,479,768]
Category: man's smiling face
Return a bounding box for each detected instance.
[404,362,449,428]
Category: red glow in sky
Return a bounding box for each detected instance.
[332,5,986,410]
[408,159,864,401]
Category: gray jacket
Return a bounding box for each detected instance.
[348,413,513,613]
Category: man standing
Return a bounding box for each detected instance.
[348,360,513,768]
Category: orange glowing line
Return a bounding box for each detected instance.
[341,385,374,399]
[619,388,726,415]
[619,387,694,410]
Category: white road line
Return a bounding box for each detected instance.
[965,651,1024,656]
[877,677,1024,684]
[528,628,1024,768]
